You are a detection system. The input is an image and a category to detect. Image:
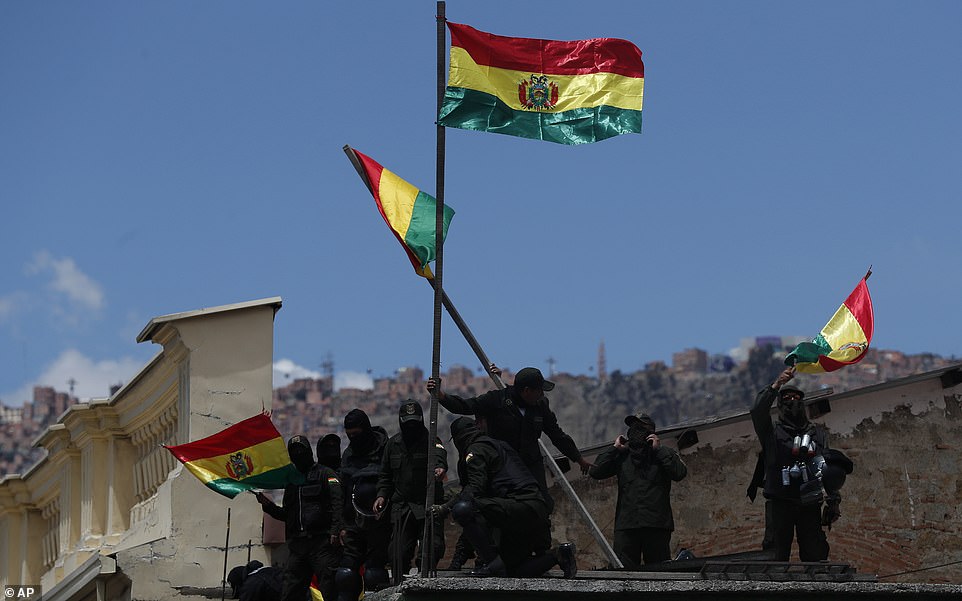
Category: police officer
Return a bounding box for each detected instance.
[335,409,391,600]
[750,367,851,561]
[255,435,342,601]
[374,400,447,579]
[589,413,687,568]
[427,365,591,513]
[227,560,282,601]
[433,417,577,579]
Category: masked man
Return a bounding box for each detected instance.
[256,435,342,601]
[374,400,447,579]
[433,417,577,579]
[750,367,852,561]
[335,409,390,600]
[589,413,687,568]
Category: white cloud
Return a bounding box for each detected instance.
[273,358,321,386]
[272,359,373,391]
[335,371,374,391]
[27,251,104,311]
[1,349,144,405]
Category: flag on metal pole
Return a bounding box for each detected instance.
[439,22,645,144]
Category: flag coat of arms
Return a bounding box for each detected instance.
[349,148,454,279]
[438,22,645,145]
[786,274,875,373]
[165,413,302,498]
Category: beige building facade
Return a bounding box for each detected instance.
[0,297,283,601]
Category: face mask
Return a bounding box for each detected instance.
[348,428,377,454]
[401,421,425,443]
[778,397,808,427]
[289,447,314,474]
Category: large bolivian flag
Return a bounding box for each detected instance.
[164,413,302,498]
[785,274,875,373]
[438,22,645,145]
[350,148,454,279]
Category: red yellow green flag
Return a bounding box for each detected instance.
[785,273,875,373]
[164,413,302,498]
[349,148,454,279]
[439,22,645,145]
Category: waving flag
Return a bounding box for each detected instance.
[165,413,301,498]
[347,147,454,279]
[786,272,875,373]
[438,22,645,145]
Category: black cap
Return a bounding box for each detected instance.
[514,367,554,392]
[288,435,311,452]
[779,385,805,401]
[625,413,656,429]
[344,408,371,430]
[399,400,423,423]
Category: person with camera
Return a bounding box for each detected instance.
[588,413,687,568]
[750,366,851,562]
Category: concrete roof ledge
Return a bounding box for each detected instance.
[136,296,282,343]
[379,576,962,600]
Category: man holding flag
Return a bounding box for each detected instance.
[255,435,343,601]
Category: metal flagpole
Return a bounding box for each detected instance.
[221,508,231,601]
[341,143,622,568]
[419,0,447,578]
[427,281,624,569]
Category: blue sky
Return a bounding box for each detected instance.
[2,2,961,404]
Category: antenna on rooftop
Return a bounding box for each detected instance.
[546,357,557,377]
[320,353,334,378]
[67,378,76,396]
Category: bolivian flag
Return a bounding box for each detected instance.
[348,148,454,279]
[165,413,302,498]
[439,22,645,145]
[786,273,875,373]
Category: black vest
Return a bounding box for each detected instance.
[762,421,828,501]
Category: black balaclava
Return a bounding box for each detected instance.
[777,386,809,430]
[287,435,314,474]
[344,408,375,453]
[399,400,427,445]
[627,416,656,464]
[450,416,482,456]
[316,433,341,470]
[227,565,246,599]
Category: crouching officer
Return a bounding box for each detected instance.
[255,435,342,601]
[432,417,577,578]
[750,367,853,561]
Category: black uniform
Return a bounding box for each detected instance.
[440,385,583,511]
[751,385,830,561]
[337,410,391,598]
[441,417,572,577]
[589,436,687,567]
[376,404,447,576]
[259,437,342,601]
[227,561,283,601]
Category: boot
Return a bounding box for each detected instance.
[557,542,578,579]
[469,555,506,577]
[447,535,475,570]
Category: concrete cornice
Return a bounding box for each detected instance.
[136,296,282,343]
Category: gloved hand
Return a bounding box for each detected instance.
[821,500,841,528]
[430,504,450,519]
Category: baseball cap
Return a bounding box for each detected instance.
[779,385,805,400]
[514,367,555,392]
[399,400,423,423]
[624,413,656,429]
